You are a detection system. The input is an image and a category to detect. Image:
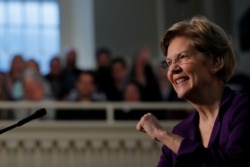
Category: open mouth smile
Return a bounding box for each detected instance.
[175,77,189,85]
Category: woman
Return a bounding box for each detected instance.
[136,15,250,167]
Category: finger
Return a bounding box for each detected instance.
[136,120,143,131]
[136,113,148,130]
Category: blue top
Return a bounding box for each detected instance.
[157,87,250,167]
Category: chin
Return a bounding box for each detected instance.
[177,93,185,99]
[176,88,189,99]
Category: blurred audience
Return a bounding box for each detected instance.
[21,69,50,101]
[5,54,25,100]
[114,80,166,120]
[13,69,55,120]
[95,47,113,97]
[44,56,65,100]
[3,45,238,120]
[114,80,146,120]
[11,59,52,100]
[25,59,40,73]
[61,47,81,99]
[130,46,162,101]
[56,70,107,120]
[106,57,130,101]
[0,71,14,119]
[0,72,7,100]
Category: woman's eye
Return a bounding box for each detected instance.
[180,53,189,59]
[166,60,172,66]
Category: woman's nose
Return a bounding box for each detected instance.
[168,64,182,73]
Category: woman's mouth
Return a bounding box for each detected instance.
[175,77,189,85]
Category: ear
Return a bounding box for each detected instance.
[210,56,224,73]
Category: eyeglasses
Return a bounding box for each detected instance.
[161,51,195,71]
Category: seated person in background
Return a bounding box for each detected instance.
[12,58,52,100]
[60,47,81,99]
[56,70,107,120]
[44,56,65,100]
[5,54,25,101]
[115,80,167,120]
[13,69,55,120]
[95,47,113,98]
[130,45,162,101]
[0,71,14,119]
[106,57,130,101]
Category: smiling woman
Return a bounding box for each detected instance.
[136,15,250,167]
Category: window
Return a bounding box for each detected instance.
[0,0,60,75]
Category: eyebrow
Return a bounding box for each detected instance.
[166,51,191,59]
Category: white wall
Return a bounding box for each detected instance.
[93,0,160,66]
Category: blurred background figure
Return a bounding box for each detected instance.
[22,69,48,101]
[114,80,147,120]
[0,72,8,100]
[61,47,81,99]
[5,54,25,100]
[44,56,65,100]
[13,69,55,120]
[25,59,40,73]
[11,59,52,100]
[95,47,113,97]
[114,80,166,120]
[130,46,162,101]
[0,71,13,119]
[106,56,130,101]
[56,70,107,120]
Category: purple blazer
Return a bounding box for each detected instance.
[157,87,250,167]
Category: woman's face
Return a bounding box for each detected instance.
[166,36,213,100]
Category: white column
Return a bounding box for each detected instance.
[59,0,95,70]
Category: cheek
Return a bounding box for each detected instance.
[191,66,211,83]
[183,61,207,73]
[167,72,172,83]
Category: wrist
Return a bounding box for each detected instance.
[155,129,168,142]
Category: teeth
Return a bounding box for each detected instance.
[176,78,186,84]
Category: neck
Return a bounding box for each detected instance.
[187,84,224,121]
